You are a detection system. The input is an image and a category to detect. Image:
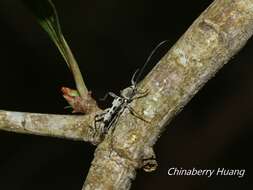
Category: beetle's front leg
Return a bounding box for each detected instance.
[100,92,120,101]
[133,88,149,100]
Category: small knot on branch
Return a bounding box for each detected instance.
[61,87,99,114]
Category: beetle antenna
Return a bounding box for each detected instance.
[133,40,168,84]
[131,69,139,86]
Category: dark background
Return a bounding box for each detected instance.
[0,0,252,189]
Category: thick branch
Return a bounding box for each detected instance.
[0,110,101,144]
[83,0,253,189]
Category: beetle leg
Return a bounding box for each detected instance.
[133,88,149,99]
[127,105,151,123]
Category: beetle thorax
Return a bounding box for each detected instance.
[121,85,136,100]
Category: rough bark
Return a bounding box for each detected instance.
[83,0,253,189]
[0,110,101,144]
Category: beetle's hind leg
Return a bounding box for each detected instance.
[94,109,109,136]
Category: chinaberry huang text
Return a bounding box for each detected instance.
[168,167,245,178]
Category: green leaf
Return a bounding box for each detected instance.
[22,0,88,97]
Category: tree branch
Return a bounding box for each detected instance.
[83,0,253,189]
[0,110,101,144]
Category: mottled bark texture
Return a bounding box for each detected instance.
[0,110,101,144]
[83,0,253,189]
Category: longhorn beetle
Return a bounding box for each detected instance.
[95,40,168,135]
